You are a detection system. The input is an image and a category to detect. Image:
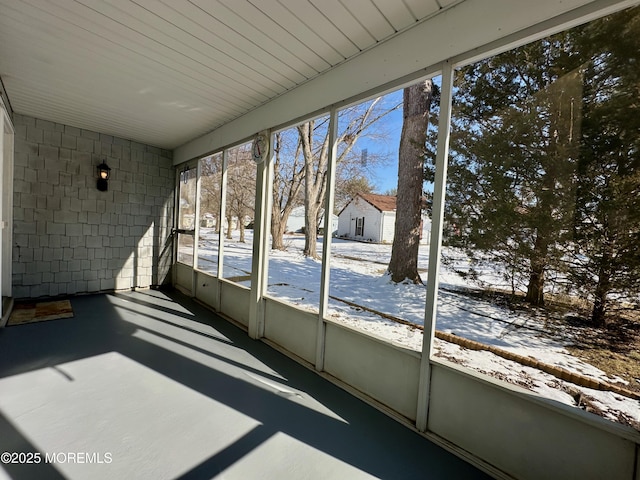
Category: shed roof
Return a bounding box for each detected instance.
[337,194,397,216]
[359,194,397,212]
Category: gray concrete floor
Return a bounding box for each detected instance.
[0,289,491,480]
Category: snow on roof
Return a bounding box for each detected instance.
[358,193,396,212]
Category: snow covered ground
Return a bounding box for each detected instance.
[194,229,640,430]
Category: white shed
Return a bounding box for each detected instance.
[337,194,397,243]
[337,193,432,244]
[286,206,339,235]
[286,206,306,233]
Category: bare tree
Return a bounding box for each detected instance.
[271,132,305,250]
[298,98,400,258]
[334,175,376,212]
[199,154,223,232]
[225,145,255,243]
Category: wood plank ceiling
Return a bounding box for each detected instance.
[0,0,457,149]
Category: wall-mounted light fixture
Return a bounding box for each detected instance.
[97,161,111,191]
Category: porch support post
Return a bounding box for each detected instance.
[416,61,454,432]
[216,150,229,310]
[316,108,339,371]
[249,131,273,340]
[192,159,203,293]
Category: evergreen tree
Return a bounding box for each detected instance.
[441,6,640,324]
[566,8,640,325]
[446,36,584,304]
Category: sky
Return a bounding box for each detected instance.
[357,78,441,195]
[358,89,403,194]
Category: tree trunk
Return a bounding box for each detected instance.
[271,205,286,250]
[591,246,612,327]
[304,202,320,258]
[225,215,233,239]
[299,122,325,259]
[525,260,545,305]
[270,132,306,251]
[271,202,297,250]
[592,279,609,328]
[239,217,246,243]
[388,80,433,284]
[525,232,549,305]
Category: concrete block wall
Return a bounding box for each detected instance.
[12,114,175,299]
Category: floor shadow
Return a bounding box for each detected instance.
[176,425,273,480]
[0,289,489,480]
[0,412,65,480]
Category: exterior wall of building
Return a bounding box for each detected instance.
[337,199,383,242]
[12,114,174,299]
[286,206,305,233]
[380,211,396,243]
[336,203,357,238]
[287,206,339,235]
[338,201,431,245]
[420,215,432,245]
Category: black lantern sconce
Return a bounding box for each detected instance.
[97,161,111,191]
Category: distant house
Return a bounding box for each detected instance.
[337,193,431,244]
[286,206,338,235]
[286,206,306,233]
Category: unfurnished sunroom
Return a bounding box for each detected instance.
[1,1,639,479]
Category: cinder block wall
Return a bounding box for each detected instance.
[12,114,175,299]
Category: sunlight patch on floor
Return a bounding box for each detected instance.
[0,352,259,480]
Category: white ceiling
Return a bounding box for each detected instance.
[0,0,635,152]
[0,0,456,149]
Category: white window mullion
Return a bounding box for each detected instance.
[316,107,338,371]
[416,60,454,432]
[193,161,202,275]
[249,131,273,340]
